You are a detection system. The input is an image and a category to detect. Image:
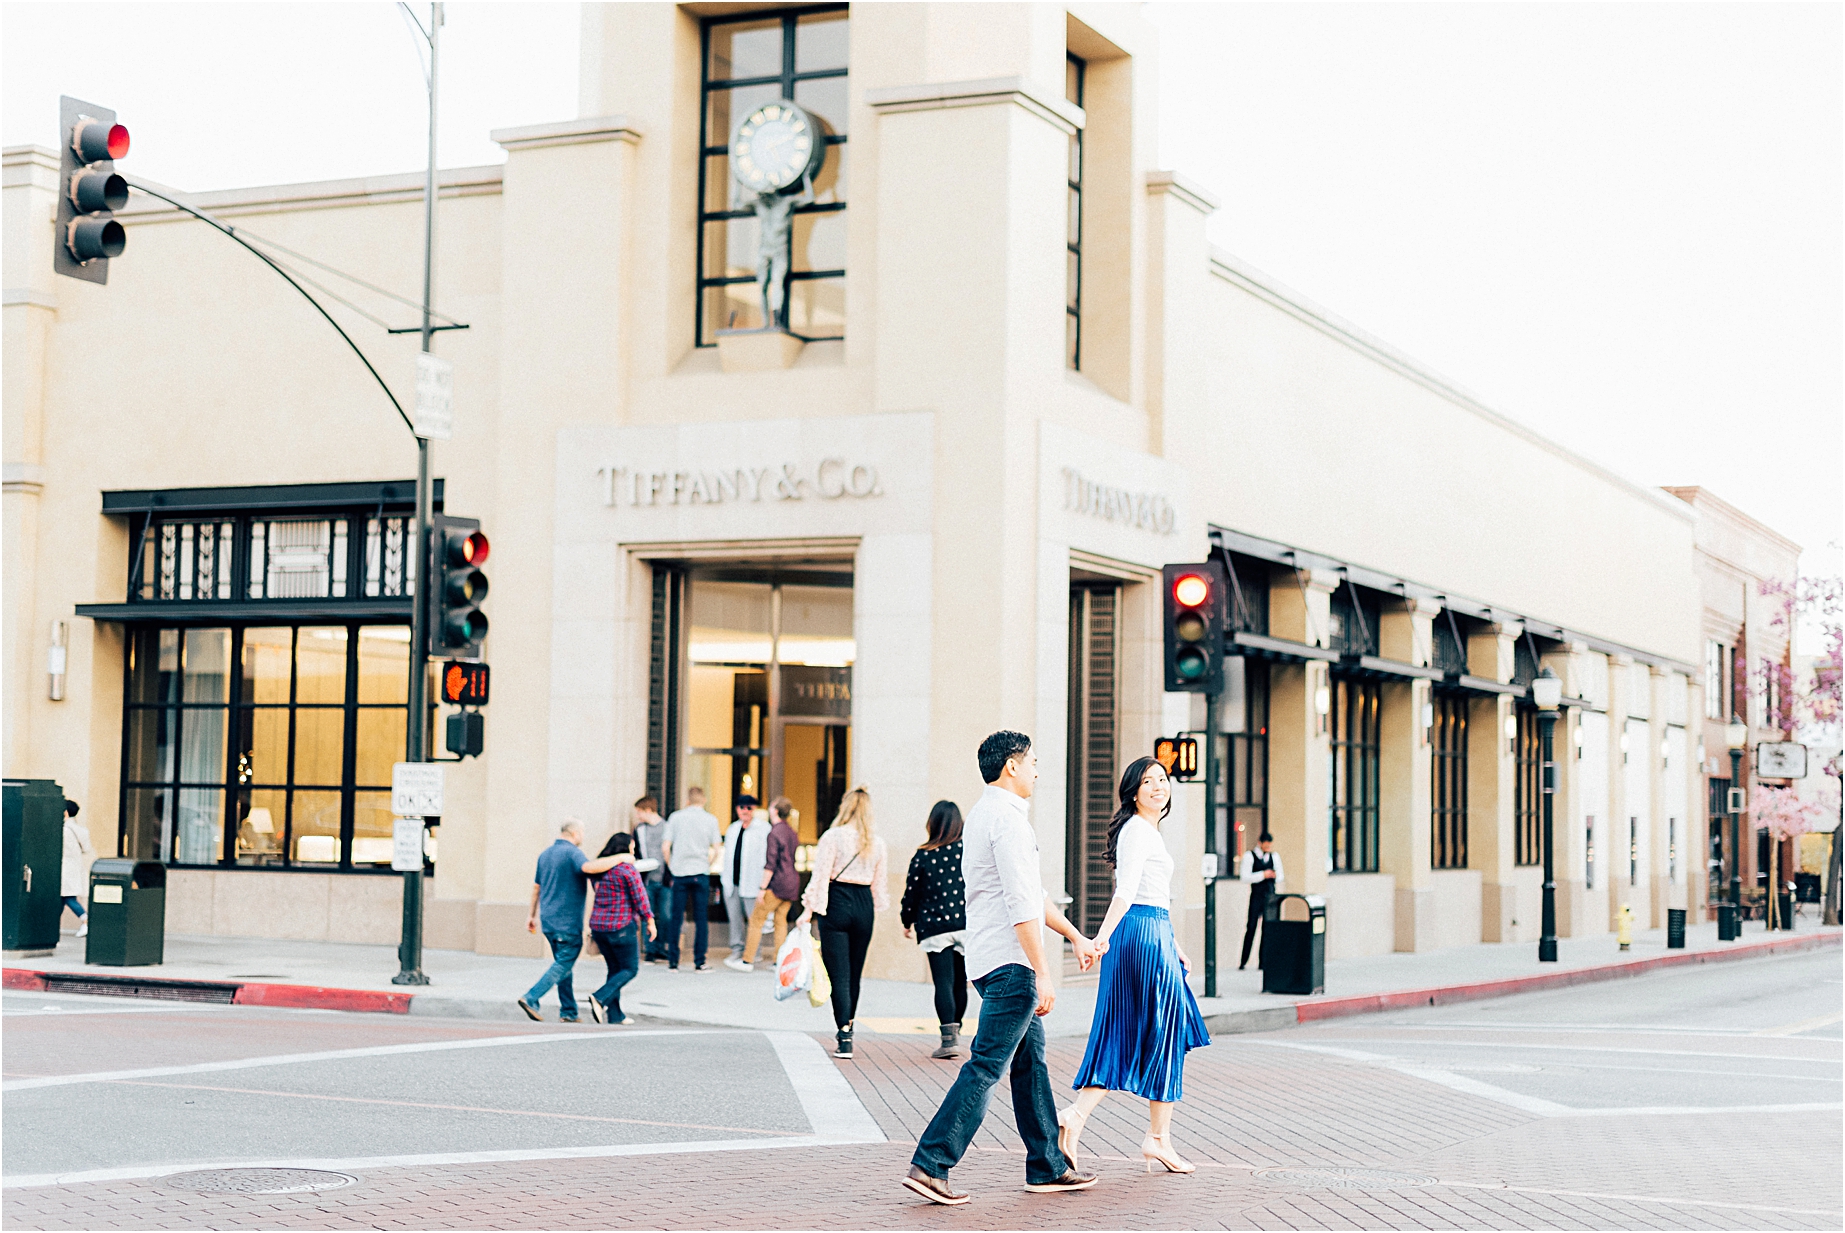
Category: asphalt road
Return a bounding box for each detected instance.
[3,946,1840,1229]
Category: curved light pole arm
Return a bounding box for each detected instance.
[121,177,416,437]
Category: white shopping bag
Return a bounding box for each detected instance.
[773,923,814,1002]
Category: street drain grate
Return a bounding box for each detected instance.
[1254,1167,1439,1190]
[43,974,234,1004]
[161,1169,359,1195]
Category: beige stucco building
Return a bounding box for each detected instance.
[6,3,1732,982]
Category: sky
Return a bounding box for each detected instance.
[4,2,1840,600]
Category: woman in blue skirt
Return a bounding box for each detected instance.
[1059,755,1210,1174]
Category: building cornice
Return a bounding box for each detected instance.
[1661,486,1803,557]
[865,77,1084,135]
[491,115,643,152]
[117,165,504,223]
[1208,247,1695,526]
[1146,170,1218,215]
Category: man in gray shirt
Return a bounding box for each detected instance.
[631,795,668,962]
[904,731,1098,1205]
[660,787,722,971]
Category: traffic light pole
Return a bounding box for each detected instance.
[394,0,444,989]
[1204,689,1219,999]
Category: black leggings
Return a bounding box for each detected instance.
[925,946,968,1026]
[816,881,874,1030]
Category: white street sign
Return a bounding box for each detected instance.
[414,352,453,440]
[391,762,444,817]
[1756,741,1808,779]
[392,817,427,871]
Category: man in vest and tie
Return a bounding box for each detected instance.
[1239,833,1284,970]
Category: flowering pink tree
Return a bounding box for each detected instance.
[1754,576,1842,924]
[1751,783,1826,929]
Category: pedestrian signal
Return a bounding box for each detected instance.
[440,661,490,706]
[1154,736,1199,781]
[1162,561,1226,693]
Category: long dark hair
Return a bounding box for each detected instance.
[597,832,633,859]
[920,800,964,850]
[1105,756,1171,868]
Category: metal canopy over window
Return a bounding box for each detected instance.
[78,481,443,624]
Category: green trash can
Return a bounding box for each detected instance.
[86,859,166,966]
[3,779,66,956]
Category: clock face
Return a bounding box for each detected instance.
[730,101,824,195]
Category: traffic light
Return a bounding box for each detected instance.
[428,515,489,658]
[55,96,129,283]
[1162,561,1226,693]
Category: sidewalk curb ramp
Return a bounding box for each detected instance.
[7,929,1836,1029]
[1201,930,1840,1035]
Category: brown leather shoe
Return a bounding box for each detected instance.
[1024,1168,1099,1193]
[902,1165,969,1206]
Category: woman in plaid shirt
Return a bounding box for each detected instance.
[587,832,656,1024]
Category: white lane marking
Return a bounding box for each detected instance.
[1252,1039,1843,1120]
[1389,1067,1573,1116]
[1551,1061,1842,1082]
[4,1005,179,1017]
[1,1133,877,1190]
[764,1031,885,1143]
[1,1028,727,1092]
[1371,1021,1769,1037]
[1309,1038,1843,1065]
[1754,1011,1845,1037]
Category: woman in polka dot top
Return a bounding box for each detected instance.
[901,800,969,1059]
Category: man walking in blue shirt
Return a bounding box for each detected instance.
[520,819,624,1022]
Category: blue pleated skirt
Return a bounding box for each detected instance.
[1072,905,1210,1102]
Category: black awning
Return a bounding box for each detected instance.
[77,599,414,624]
[1228,630,1339,664]
[101,479,441,517]
[1339,655,1444,682]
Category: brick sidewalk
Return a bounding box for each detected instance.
[6,1030,1836,1230]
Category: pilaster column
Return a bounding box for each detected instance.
[1547,642,1588,936]
[1380,598,1441,951]
[1650,665,1673,924]
[1469,621,1522,941]
[1270,568,1339,649]
[1606,654,1633,928]
[1265,570,1339,897]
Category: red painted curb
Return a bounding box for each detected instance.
[232,983,413,1014]
[1,967,412,1014]
[1292,930,1842,1023]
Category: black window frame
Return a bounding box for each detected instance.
[120,621,421,874]
[1064,51,1085,370]
[1431,689,1469,869]
[1514,703,1542,866]
[1328,672,1381,873]
[1214,658,1269,878]
[695,5,850,347]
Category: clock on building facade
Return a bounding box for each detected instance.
[730,101,827,195]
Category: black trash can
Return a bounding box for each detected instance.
[85,859,166,966]
[1666,907,1686,948]
[1776,892,1795,931]
[1260,893,1325,996]
[1717,903,1739,941]
[3,779,66,956]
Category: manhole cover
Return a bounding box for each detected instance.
[162,1169,359,1195]
[1254,1167,1439,1190]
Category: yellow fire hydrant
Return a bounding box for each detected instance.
[1617,903,1633,951]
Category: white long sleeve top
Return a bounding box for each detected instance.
[961,784,1047,981]
[1112,815,1174,909]
[1239,848,1284,887]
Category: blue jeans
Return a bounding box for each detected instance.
[62,895,86,919]
[644,879,670,958]
[667,874,709,967]
[524,931,582,1019]
[591,923,639,1018]
[911,963,1068,1184]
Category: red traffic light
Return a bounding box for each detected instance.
[446,529,489,566]
[1173,572,1209,608]
[72,118,129,164]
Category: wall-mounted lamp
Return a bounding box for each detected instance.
[1314,683,1331,735]
[47,619,67,701]
[1504,712,1518,753]
[1619,728,1630,764]
[1574,722,1585,760]
[1660,736,1671,768]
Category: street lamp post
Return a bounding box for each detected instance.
[1533,667,1563,963]
[1724,715,1748,938]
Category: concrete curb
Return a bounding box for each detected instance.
[7,930,1836,1029]
[1203,930,1840,1035]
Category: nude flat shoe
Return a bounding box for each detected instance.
[1057,1105,1087,1168]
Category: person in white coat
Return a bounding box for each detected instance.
[61,799,94,938]
[719,796,769,962]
